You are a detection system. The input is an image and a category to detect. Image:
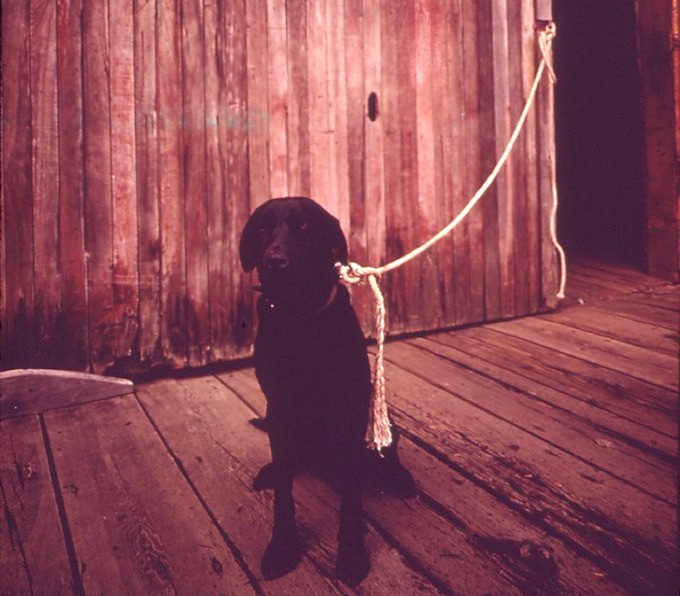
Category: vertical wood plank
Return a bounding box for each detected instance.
[286,0,311,196]
[414,0,441,328]
[57,0,89,371]
[344,0,371,327]
[134,0,162,366]
[205,0,254,360]
[491,0,516,319]
[246,0,270,205]
[361,0,386,336]
[445,0,472,326]
[30,0,61,367]
[225,0,255,356]
[535,0,552,22]
[109,0,140,363]
[362,0,385,269]
[241,0,270,357]
[381,0,420,334]
[82,0,116,372]
[157,0,187,366]
[307,0,332,207]
[461,1,485,323]
[430,0,453,323]
[204,0,229,363]
[2,3,36,370]
[520,0,541,313]
[380,1,402,329]
[267,0,289,196]
[326,0,350,229]
[1,0,34,373]
[181,0,210,366]
[0,416,74,594]
[476,0,501,321]
[507,0,530,316]
[537,24,558,309]
[414,0,435,239]
[637,0,679,280]
[344,0,365,249]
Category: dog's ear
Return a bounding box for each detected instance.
[326,215,348,265]
[239,201,269,272]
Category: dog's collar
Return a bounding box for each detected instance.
[260,284,339,318]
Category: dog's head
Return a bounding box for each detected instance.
[240,197,348,310]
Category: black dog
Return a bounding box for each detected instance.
[240,197,415,585]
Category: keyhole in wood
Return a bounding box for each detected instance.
[367,92,378,121]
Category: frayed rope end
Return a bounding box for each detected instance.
[337,262,394,451]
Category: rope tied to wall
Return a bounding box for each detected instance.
[338,22,565,452]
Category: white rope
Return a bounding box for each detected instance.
[365,274,391,448]
[339,23,565,451]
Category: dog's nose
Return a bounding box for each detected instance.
[264,252,289,269]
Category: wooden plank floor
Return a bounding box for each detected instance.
[1,261,678,595]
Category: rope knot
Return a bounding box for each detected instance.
[336,261,381,286]
[539,22,557,84]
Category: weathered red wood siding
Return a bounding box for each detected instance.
[1,0,558,373]
[635,0,680,281]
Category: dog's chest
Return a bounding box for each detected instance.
[256,318,345,387]
[254,301,371,409]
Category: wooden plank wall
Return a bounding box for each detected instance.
[1,0,557,373]
[635,0,680,281]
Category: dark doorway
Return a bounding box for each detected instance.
[553,0,646,268]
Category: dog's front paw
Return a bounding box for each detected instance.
[261,533,303,579]
[336,538,370,586]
